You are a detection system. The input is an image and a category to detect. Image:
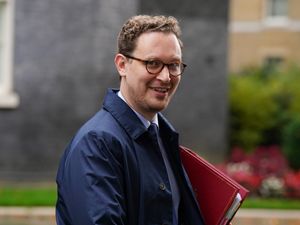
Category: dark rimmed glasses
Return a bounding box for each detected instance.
[123,54,187,77]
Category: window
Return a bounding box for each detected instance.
[0,0,19,108]
[267,0,288,18]
[264,0,289,26]
[263,56,284,74]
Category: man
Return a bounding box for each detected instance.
[56,15,204,225]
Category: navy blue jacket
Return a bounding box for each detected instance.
[56,89,204,225]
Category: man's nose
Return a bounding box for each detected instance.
[156,65,171,82]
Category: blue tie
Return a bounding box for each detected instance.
[148,123,180,225]
[148,123,160,145]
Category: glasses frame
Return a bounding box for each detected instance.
[123,54,187,77]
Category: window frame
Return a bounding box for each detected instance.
[264,0,289,27]
[263,56,284,72]
[0,0,19,109]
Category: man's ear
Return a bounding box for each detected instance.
[114,54,127,77]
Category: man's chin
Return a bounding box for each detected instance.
[149,102,169,113]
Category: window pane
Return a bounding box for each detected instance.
[269,0,288,17]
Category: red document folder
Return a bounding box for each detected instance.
[180,146,249,225]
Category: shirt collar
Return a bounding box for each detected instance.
[117,91,158,128]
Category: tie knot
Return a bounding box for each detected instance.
[148,123,159,139]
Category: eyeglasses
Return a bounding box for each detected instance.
[123,54,187,77]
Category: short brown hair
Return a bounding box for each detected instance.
[117,15,183,55]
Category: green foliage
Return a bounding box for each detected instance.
[0,186,56,206]
[282,117,300,170]
[242,197,300,209]
[229,70,278,151]
[229,65,300,152]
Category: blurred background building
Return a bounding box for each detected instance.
[0,0,229,181]
[229,0,300,72]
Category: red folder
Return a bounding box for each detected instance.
[180,146,249,225]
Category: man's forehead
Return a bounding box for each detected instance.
[134,32,182,57]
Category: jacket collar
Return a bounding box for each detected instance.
[103,89,178,141]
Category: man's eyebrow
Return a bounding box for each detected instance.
[146,56,182,62]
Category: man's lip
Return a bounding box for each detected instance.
[150,87,170,93]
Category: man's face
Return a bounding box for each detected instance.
[118,32,182,120]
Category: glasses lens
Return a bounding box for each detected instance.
[168,63,183,76]
[146,60,163,74]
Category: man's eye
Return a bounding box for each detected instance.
[169,63,180,70]
[147,60,162,68]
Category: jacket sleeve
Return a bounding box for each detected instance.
[57,131,127,225]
